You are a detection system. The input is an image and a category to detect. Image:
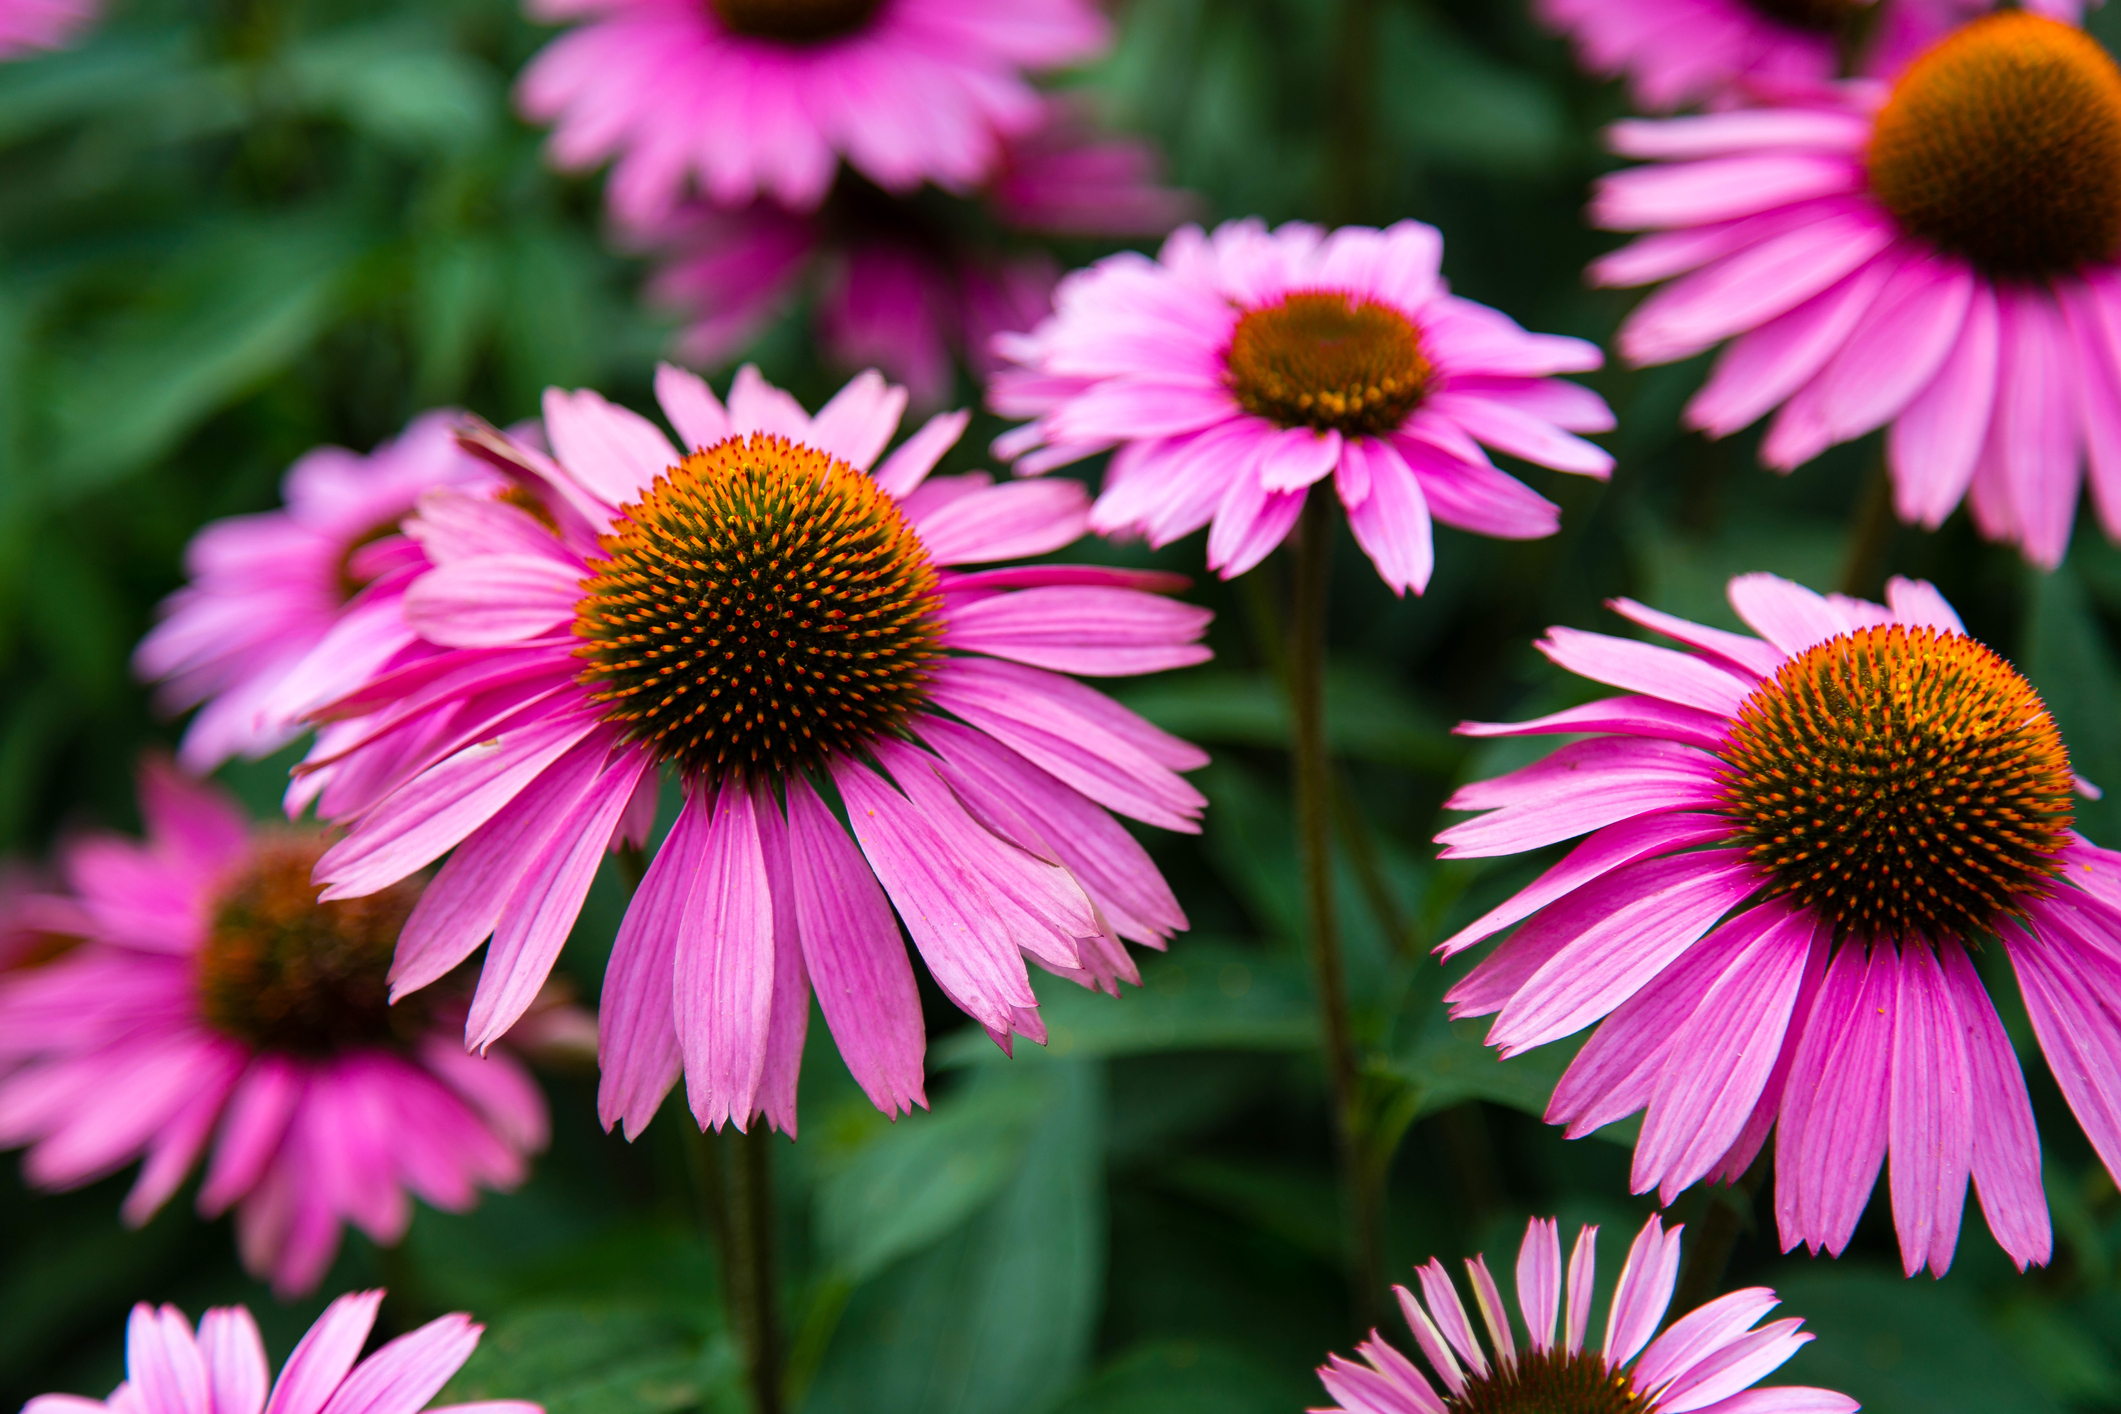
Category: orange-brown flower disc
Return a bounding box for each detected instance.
[1868,13,2121,277]
[574,432,942,785]
[710,0,884,43]
[1225,290,1434,438]
[1721,625,2076,942]
[1444,1348,1654,1414]
[1744,0,1863,32]
[198,835,424,1054]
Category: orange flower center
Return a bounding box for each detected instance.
[574,433,942,785]
[1225,290,1433,438]
[709,0,885,43]
[198,835,426,1055]
[1868,14,2121,277]
[1445,1349,1651,1414]
[1720,625,2075,942]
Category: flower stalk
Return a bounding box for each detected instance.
[1290,487,1385,1331]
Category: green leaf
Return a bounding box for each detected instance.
[1047,1340,1316,1414]
[1774,1268,2063,1414]
[1375,8,1565,174]
[931,942,1316,1070]
[2023,563,2121,843]
[43,218,355,496]
[1114,665,1458,771]
[804,1063,1105,1414]
[438,1304,740,1414]
[281,24,502,154]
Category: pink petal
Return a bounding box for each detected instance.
[1939,939,2051,1271]
[1888,281,1999,528]
[262,1292,383,1414]
[873,410,972,498]
[1603,1214,1681,1368]
[1342,438,1436,596]
[1775,944,1894,1258]
[1516,1218,1561,1354]
[653,362,732,451]
[542,387,680,507]
[402,556,582,649]
[197,1308,269,1414]
[1538,627,1753,715]
[1564,1225,1597,1356]
[317,1314,479,1414]
[946,585,1213,677]
[127,1305,210,1414]
[912,480,1091,565]
[597,791,708,1139]
[1888,942,1973,1277]
[675,778,776,1132]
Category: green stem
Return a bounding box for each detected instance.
[1838,448,1897,598]
[1290,489,1385,1333]
[1673,1155,1770,1314]
[687,1127,784,1414]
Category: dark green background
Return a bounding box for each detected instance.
[5,2,2121,1412]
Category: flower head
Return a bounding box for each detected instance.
[134,413,494,773]
[23,1291,538,1414]
[0,0,97,58]
[990,219,1614,595]
[304,364,1211,1139]
[1435,571,2121,1277]
[1595,13,2121,567]
[644,102,1192,406]
[0,761,567,1296]
[516,0,1108,229]
[1317,1216,1855,1414]
[1535,0,2092,113]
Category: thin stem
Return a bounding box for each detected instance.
[1673,1155,1771,1314]
[1290,489,1385,1332]
[1838,447,1897,598]
[725,1128,786,1414]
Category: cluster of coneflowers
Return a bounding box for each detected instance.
[10,0,2121,1413]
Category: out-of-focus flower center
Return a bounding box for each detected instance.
[1741,0,1862,33]
[574,433,942,784]
[1868,14,2121,277]
[1225,290,1433,438]
[334,518,406,603]
[198,835,425,1055]
[1446,1349,1651,1414]
[709,0,885,43]
[1721,625,2075,942]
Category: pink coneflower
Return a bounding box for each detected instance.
[989,218,1615,594]
[134,413,494,773]
[0,762,567,1296]
[644,102,1193,406]
[1535,0,2091,112]
[1433,570,2121,1277]
[1595,13,2121,568]
[0,0,96,58]
[516,0,1108,230]
[301,364,1210,1138]
[1318,1216,1855,1414]
[23,1290,538,1414]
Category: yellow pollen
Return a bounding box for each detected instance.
[198,835,425,1055]
[1720,625,2075,942]
[1225,290,1433,438]
[709,0,883,43]
[1868,14,2121,277]
[573,433,942,785]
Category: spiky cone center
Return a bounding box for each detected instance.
[1446,1349,1654,1414]
[1868,13,2121,277]
[198,835,427,1055]
[1225,289,1434,438]
[1720,625,2075,942]
[1743,0,1864,33]
[710,0,885,43]
[573,433,943,786]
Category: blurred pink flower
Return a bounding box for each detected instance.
[644,104,1193,406]
[0,762,568,1296]
[0,0,96,58]
[516,0,1108,229]
[1593,13,2121,567]
[1436,571,2112,1277]
[1320,1215,1854,1414]
[302,365,1210,1139]
[134,413,494,773]
[23,1290,539,1414]
[990,218,1613,594]
[1535,0,2092,111]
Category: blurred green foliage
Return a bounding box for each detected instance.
[8,3,2121,1414]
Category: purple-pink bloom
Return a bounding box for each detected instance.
[989,218,1614,595]
[134,413,495,773]
[643,101,1193,407]
[0,0,96,58]
[1593,13,2121,568]
[23,1290,538,1414]
[0,762,567,1296]
[1318,1215,1855,1414]
[515,0,1108,230]
[301,364,1211,1139]
[1436,571,2117,1278]
[1535,0,2090,113]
